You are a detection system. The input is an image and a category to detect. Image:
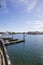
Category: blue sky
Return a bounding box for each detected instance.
[0,0,43,32]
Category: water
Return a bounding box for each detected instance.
[6,34,43,65]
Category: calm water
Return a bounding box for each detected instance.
[6,34,43,65]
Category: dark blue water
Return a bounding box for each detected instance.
[6,34,43,65]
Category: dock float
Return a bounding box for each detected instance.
[4,40,24,45]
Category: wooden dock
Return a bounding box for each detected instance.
[4,40,24,45]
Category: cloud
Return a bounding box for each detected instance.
[9,0,37,12]
[0,0,8,13]
[19,0,37,12]
[10,0,43,18]
[18,0,43,16]
[9,0,16,3]
[8,0,43,17]
[26,20,43,29]
[0,0,43,21]
[36,9,43,19]
[33,0,43,20]
[18,0,28,5]
[26,0,37,12]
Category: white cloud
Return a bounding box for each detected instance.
[8,0,43,17]
[0,0,8,13]
[33,1,43,20]
[18,0,37,12]
[36,9,43,19]
[0,0,43,21]
[9,0,37,12]
[26,0,37,12]
[26,20,43,29]
[18,0,28,5]
[9,0,16,3]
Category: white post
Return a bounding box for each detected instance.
[23,33,25,42]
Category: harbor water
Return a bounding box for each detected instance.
[6,34,43,65]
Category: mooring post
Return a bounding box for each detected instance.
[23,33,25,42]
[12,34,13,40]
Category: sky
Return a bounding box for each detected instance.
[0,0,43,32]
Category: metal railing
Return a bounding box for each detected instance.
[0,40,12,65]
